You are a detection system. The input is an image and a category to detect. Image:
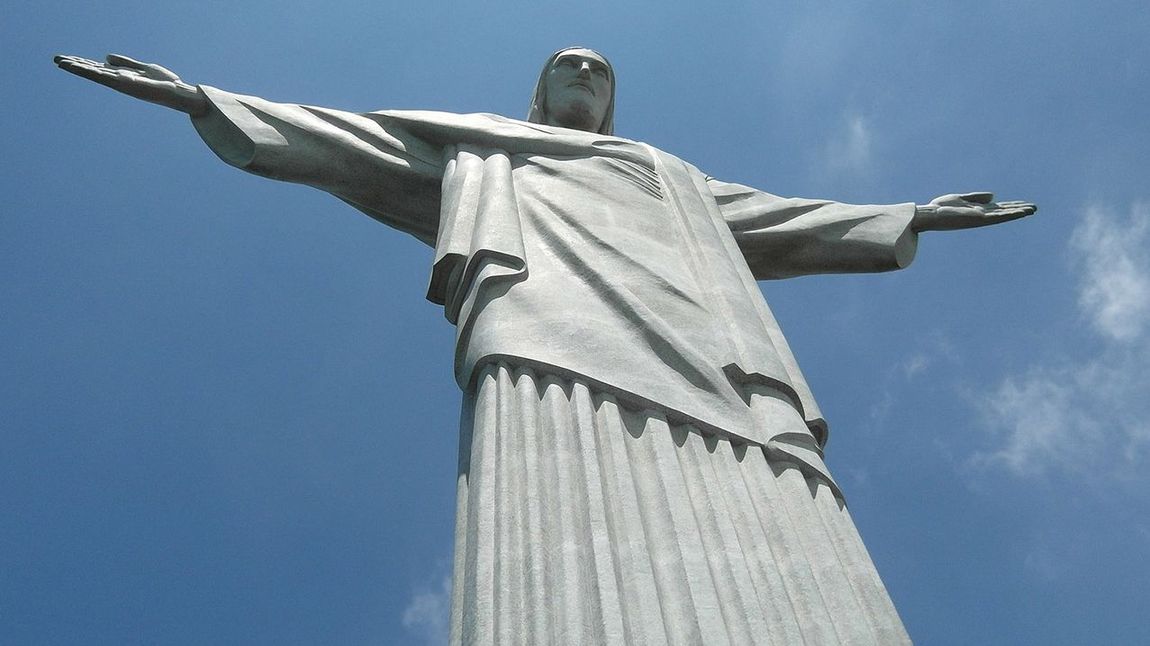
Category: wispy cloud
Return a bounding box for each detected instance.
[401,573,452,646]
[972,202,1150,478]
[1070,203,1150,341]
[900,352,931,378]
[974,363,1104,476]
[869,330,958,429]
[822,111,874,181]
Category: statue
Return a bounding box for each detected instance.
[56,49,1035,645]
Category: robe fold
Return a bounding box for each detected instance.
[190,86,916,644]
[191,85,917,453]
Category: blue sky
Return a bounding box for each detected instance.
[4,2,1148,644]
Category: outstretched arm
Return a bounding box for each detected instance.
[56,53,445,245]
[912,192,1036,232]
[54,54,208,116]
[709,179,1038,280]
[708,179,920,279]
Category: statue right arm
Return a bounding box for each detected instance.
[191,87,445,245]
[54,54,209,116]
[55,54,445,246]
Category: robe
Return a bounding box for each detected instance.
[191,87,916,645]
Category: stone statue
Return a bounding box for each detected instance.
[56,48,1035,645]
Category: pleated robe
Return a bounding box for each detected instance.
[191,87,917,645]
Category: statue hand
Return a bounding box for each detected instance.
[912,192,1037,232]
[54,54,208,116]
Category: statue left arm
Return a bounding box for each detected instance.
[708,179,919,280]
[708,180,1035,280]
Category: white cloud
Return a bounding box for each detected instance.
[401,574,452,646]
[971,202,1150,479]
[974,364,1104,476]
[1070,203,1150,341]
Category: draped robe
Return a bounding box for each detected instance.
[191,86,917,645]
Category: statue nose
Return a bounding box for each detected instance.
[577,62,591,77]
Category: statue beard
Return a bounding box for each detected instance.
[546,98,600,133]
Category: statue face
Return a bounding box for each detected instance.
[542,48,612,132]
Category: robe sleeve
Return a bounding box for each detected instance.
[707,178,919,280]
[190,86,446,246]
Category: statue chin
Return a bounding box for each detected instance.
[546,103,599,132]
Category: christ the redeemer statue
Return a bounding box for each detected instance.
[56,48,1034,645]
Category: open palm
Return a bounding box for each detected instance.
[54,54,206,115]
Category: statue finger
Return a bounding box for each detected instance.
[54,54,101,68]
[57,59,118,83]
[106,53,148,70]
[143,62,181,81]
[990,207,1033,221]
[55,56,109,75]
[958,191,994,204]
[996,200,1034,210]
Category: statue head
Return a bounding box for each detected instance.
[527,47,615,135]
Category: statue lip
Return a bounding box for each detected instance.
[568,80,596,96]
